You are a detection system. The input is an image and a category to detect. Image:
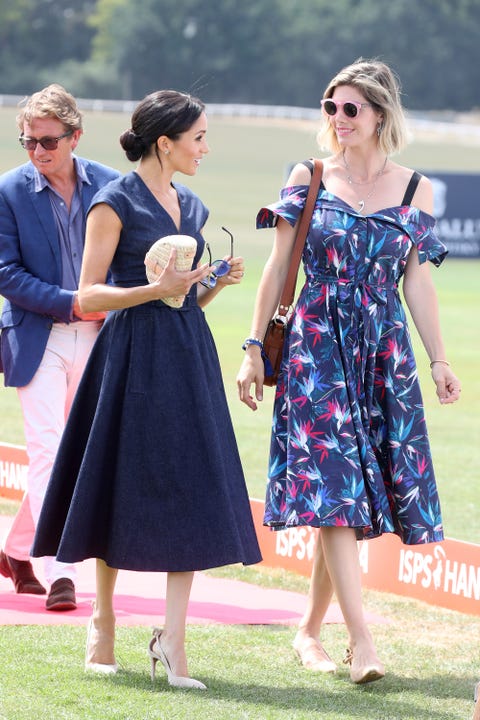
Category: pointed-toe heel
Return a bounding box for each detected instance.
[343,647,385,684]
[85,615,118,675]
[148,628,206,690]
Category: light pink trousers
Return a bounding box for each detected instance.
[3,321,101,585]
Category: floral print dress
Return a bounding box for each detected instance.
[257,180,448,545]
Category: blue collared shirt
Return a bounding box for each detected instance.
[33,156,92,292]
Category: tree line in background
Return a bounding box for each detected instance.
[1,0,479,111]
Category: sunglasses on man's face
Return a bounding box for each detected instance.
[18,130,74,151]
[321,99,372,118]
[200,227,234,289]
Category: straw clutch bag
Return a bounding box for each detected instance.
[144,234,197,308]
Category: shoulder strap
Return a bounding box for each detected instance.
[277,158,323,317]
[302,159,326,190]
[302,159,314,174]
[402,171,422,205]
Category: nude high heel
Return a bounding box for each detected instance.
[148,628,206,690]
[292,635,337,673]
[343,647,385,684]
[84,613,118,675]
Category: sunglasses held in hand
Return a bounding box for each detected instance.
[321,99,372,118]
[200,227,234,289]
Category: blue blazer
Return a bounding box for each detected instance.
[0,157,120,387]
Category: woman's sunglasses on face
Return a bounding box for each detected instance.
[18,130,74,151]
[200,226,234,289]
[321,99,371,118]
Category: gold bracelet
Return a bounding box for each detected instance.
[429,360,450,369]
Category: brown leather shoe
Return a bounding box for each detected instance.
[46,577,77,611]
[0,549,47,594]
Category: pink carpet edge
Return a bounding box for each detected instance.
[0,515,389,627]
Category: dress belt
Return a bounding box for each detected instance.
[145,299,198,311]
[307,277,398,306]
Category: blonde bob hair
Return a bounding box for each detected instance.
[317,59,408,156]
[17,84,83,133]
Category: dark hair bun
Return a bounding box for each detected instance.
[119,129,146,161]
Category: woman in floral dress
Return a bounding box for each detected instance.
[237,59,461,684]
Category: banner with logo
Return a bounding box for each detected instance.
[427,171,480,257]
[250,500,480,616]
[0,442,28,501]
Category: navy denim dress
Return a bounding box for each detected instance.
[32,173,261,572]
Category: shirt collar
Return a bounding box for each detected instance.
[33,155,92,193]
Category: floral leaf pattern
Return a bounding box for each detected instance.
[257,185,448,545]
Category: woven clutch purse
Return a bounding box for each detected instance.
[144,235,197,308]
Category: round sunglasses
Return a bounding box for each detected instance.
[321,99,372,119]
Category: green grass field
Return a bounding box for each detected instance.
[0,107,479,720]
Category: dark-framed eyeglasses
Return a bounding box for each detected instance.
[18,130,74,151]
[321,99,371,118]
[200,226,234,289]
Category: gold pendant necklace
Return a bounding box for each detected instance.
[342,150,388,212]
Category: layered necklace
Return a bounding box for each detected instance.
[342,150,388,212]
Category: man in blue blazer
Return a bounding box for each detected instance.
[0,84,120,610]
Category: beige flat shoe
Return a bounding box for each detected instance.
[343,647,385,684]
[293,636,337,673]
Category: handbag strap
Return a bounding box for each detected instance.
[277,158,323,317]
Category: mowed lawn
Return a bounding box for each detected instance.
[0,106,479,720]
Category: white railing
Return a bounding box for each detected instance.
[1,94,480,139]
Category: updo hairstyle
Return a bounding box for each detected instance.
[119,90,205,162]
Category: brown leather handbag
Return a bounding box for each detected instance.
[263,159,323,386]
